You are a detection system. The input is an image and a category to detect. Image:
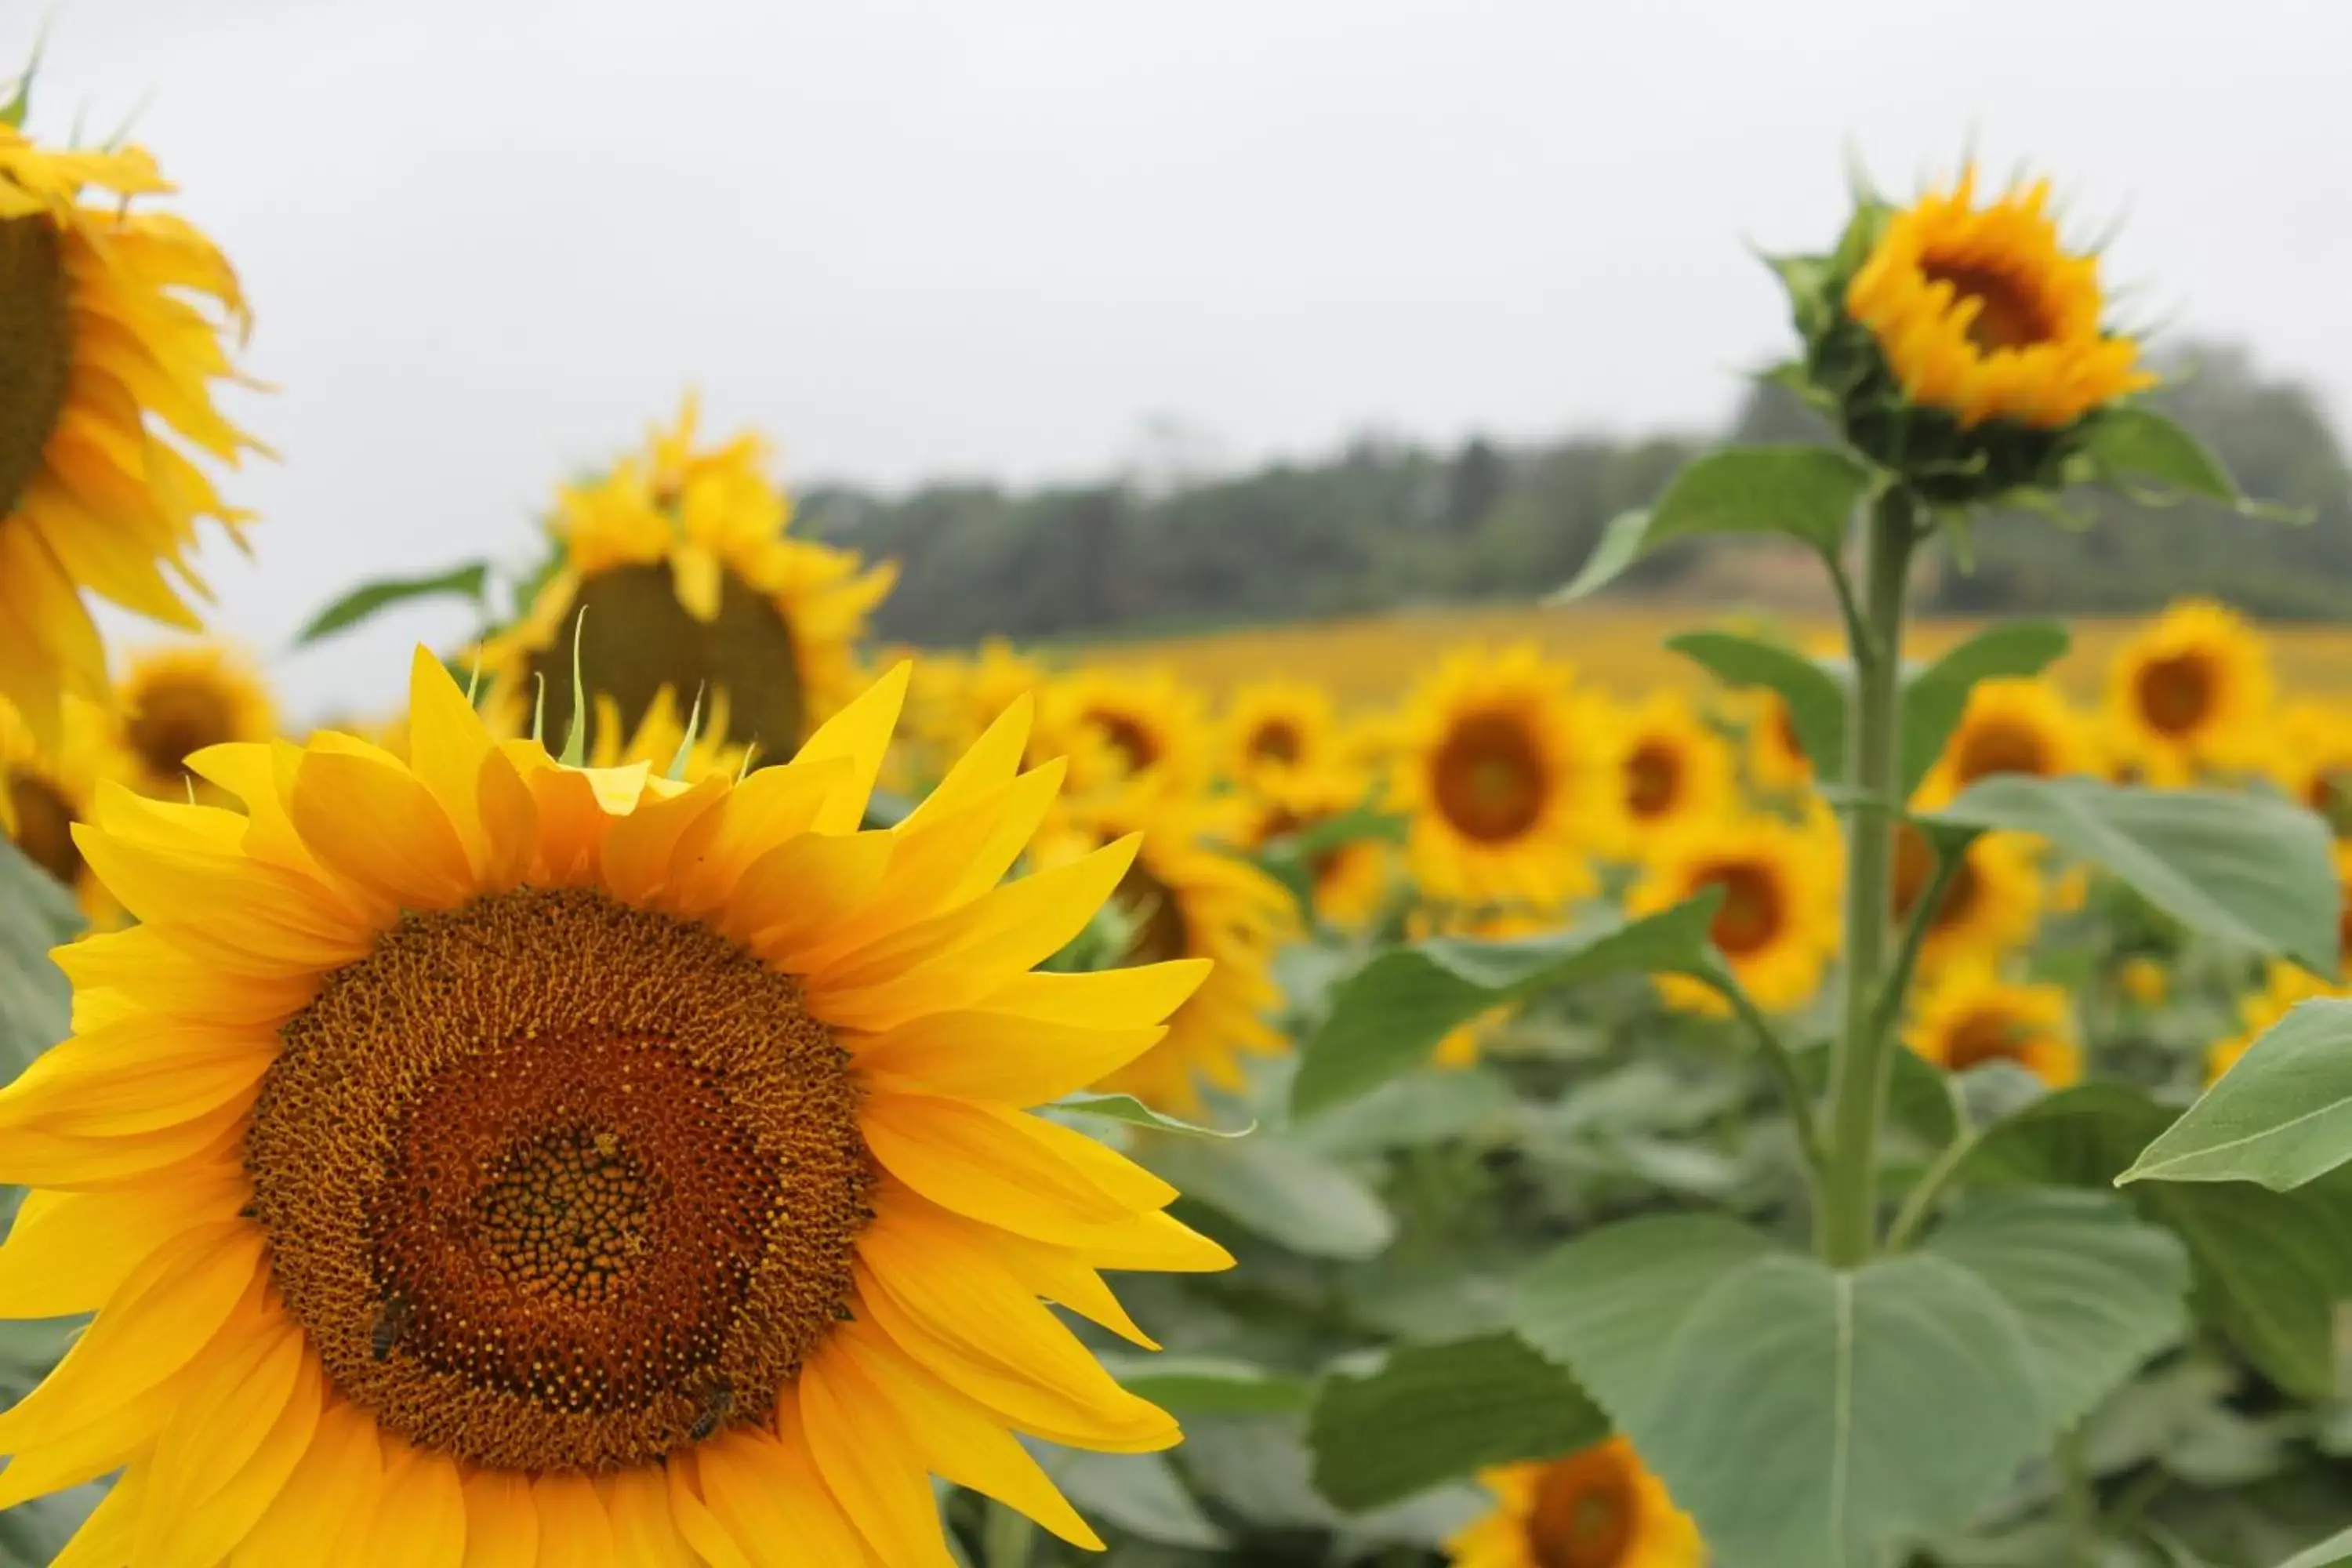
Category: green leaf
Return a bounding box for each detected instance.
[0,840,78,1081]
[1896,621,2071,797]
[1051,1452,1227,1551]
[2120,998,2352,1191]
[1666,631,1847,779]
[1148,1138,1394,1260]
[1920,1191,2190,1436]
[1104,1356,1313,1417]
[1547,446,1875,600]
[1927,777,2342,977]
[1308,1334,1608,1512]
[2082,406,2238,502]
[1517,1217,2042,1568]
[293,561,492,646]
[1290,897,1720,1117]
[1053,1093,1253,1139]
[2276,1525,2352,1568]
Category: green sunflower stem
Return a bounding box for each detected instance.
[1819,485,1918,1267]
[981,1498,1040,1568]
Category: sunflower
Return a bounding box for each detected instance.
[1891,824,2044,973]
[1044,795,1294,1112]
[0,650,1232,1563]
[116,640,276,799]
[1600,690,1734,856]
[1915,676,2097,807]
[908,640,1049,764]
[2209,960,2347,1083]
[1907,966,2081,1087]
[1035,666,1214,805]
[0,692,121,922]
[2116,956,2170,1010]
[1630,813,1841,1014]
[1394,646,1611,911]
[1223,678,1339,788]
[1738,688,1813,794]
[1446,1437,1703,1568]
[478,395,895,761]
[2103,599,2274,786]
[2270,700,2352,834]
[1243,766,1390,929]
[579,685,746,783]
[0,117,260,746]
[1844,166,2152,432]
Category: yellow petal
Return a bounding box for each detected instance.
[974,960,1212,1029]
[535,1472,618,1568]
[0,1098,246,1191]
[657,757,851,918]
[724,831,895,960]
[852,1011,1163,1105]
[74,816,376,975]
[598,774,726,908]
[663,1452,759,1568]
[403,646,500,877]
[49,1462,146,1568]
[137,1320,318,1568]
[0,1164,248,1316]
[793,662,910,834]
[0,1020,274,1138]
[290,750,478,911]
[860,1094,1173,1241]
[797,1350,960,1567]
[367,1440,467,1568]
[460,1468,539,1568]
[904,694,1032,826]
[230,1400,386,1568]
[600,1465,696,1568]
[691,1424,876,1568]
[57,925,316,1030]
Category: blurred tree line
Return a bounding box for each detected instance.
[798,341,2352,646]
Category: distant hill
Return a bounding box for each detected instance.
[797,341,2352,648]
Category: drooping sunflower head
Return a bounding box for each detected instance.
[1396,645,1610,910]
[1601,689,1734,855]
[1632,812,1842,1014]
[0,116,260,742]
[2104,598,2274,785]
[116,640,276,797]
[0,650,1232,1563]
[1907,966,2081,1087]
[1245,764,1392,930]
[1036,665,1213,804]
[477,394,896,762]
[2209,960,2344,1084]
[1223,678,1338,787]
[1892,824,2045,974]
[0,692,122,922]
[1917,675,2096,807]
[1446,1437,1704,1568]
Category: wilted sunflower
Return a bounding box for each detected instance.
[2270,700,2352,833]
[1907,966,2081,1087]
[116,640,276,798]
[2103,599,2274,786]
[1244,766,1390,929]
[1223,678,1338,788]
[479,395,895,760]
[1600,690,1733,856]
[0,693,119,921]
[1891,825,2044,973]
[0,115,260,742]
[1631,814,1841,1014]
[1044,795,1293,1112]
[0,652,1231,1563]
[1036,666,1213,804]
[1446,1437,1703,1568]
[2209,959,2345,1083]
[1916,675,2096,806]
[1395,646,1610,910]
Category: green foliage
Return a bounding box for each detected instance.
[1105,1356,1315,1417]
[2276,1525,2352,1568]
[2123,998,2352,1191]
[2078,406,2242,503]
[1146,1137,1395,1260]
[1551,445,1875,600]
[1667,630,1847,778]
[1054,1094,1254,1139]
[0,840,77,1077]
[1895,620,2070,796]
[293,560,491,645]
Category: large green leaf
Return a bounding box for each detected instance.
[2080,406,2238,503]
[0,840,78,1081]
[2277,1525,2352,1568]
[294,560,491,645]
[1148,1137,1395,1260]
[2121,998,2352,1191]
[1548,446,1873,599]
[1667,632,1847,780]
[1919,1190,2189,1436]
[1517,1217,2042,1568]
[1290,896,1719,1117]
[1896,621,2071,797]
[1103,1356,1314,1417]
[1927,777,2341,976]
[1308,1333,1608,1512]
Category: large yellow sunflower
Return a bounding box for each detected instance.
[1446,1437,1703,1568]
[1915,676,2097,807]
[0,118,259,746]
[479,396,895,761]
[1891,824,2043,974]
[1394,646,1611,911]
[0,692,121,923]
[1907,966,2081,1087]
[1243,765,1391,930]
[1035,666,1213,805]
[1630,813,1841,1014]
[115,640,277,799]
[1222,678,1339,789]
[1599,689,1734,858]
[0,651,1231,1563]
[2103,599,2274,786]
[1844,165,2153,430]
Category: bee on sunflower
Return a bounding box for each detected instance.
[477,395,895,762]
[0,99,262,742]
[1629,812,1842,1014]
[2101,599,2274,786]
[0,693,122,923]
[1446,1437,1703,1568]
[0,651,1231,1563]
[114,641,277,800]
[1906,966,2082,1087]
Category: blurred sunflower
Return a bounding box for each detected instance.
[1446,1437,1703,1568]
[2103,599,2274,786]
[1037,666,1213,804]
[909,639,1048,764]
[1907,967,2081,1087]
[1223,678,1338,788]
[2209,960,2345,1083]
[0,655,1230,1563]
[1844,166,2152,432]
[1916,676,2096,805]
[1414,908,1554,1069]
[0,115,260,744]
[1601,690,1734,855]
[1395,645,1610,909]
[2271,700,2352,833]
[1892,825,2043,973]
[479,395,895,760]
[1632,813,1841,1014]
[0,694,119,922]
[1244,766,1390,929]
[2116,955,2170,1010]
[1742,689,1814,793]
[116,641,275,799]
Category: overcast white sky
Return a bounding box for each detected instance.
[16,0,2352,715]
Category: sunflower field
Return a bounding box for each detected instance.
[5,45,2352,1568]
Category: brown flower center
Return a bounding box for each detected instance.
[1624,739,1683,818]
[2133,652,2217,739]
[246,887,870,1472]
[5,771,82,889]
[1090,710,1160,775]
[0,216,71,521]
[1116,865,1192,967]
[125,672,245,789]
[1527,1454,1637,1568]
[1921,260,2053,354]
[532,564,805,759]
[1892,824,1982,935]
[1952,719,2051,787]
[1432,710,1548,844]
[1699,858,1785,957]
[1943,1007,2036,1071]
[1247,719,1302,766]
